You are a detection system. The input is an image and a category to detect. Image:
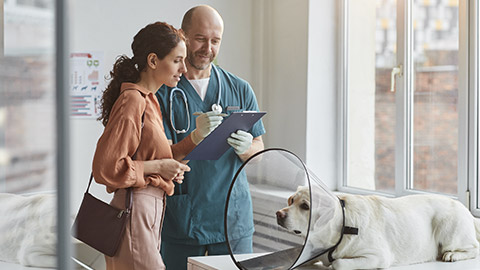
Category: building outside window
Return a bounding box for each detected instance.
[342,0,464,197]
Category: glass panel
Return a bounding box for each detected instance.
[346,0,397,192]
[0,0,57,268]
[411,0,458,194]
[226,149,342,269]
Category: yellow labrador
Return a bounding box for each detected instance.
[276,186,480,269]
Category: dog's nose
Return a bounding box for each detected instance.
[276,210,287,226]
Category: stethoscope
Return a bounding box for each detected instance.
[169,63,222,134]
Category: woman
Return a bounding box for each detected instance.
[92,22,196,270]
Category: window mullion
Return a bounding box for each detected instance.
[467,0,479,214]
[0,0,3,56]
[395,0,414,196]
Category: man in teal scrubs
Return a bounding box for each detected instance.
[155,5,266,270]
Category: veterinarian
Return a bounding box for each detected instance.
[92,22,217,270]
[155,5,266,270]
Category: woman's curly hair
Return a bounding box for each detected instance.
[97,22,185,126]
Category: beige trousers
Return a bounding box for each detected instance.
[105,186,166,270]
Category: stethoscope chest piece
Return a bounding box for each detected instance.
[211,103,222,114]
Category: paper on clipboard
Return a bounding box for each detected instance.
[184,111,266,160]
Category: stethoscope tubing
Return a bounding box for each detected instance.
[169,63,222,134]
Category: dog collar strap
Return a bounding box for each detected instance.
[344,226,359,235]
[339,200,358,235]
[327,199,359,263]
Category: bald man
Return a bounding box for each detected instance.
[156,5,266,270]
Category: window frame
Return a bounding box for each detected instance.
[0,0,3,56]
[55,0,73,267]
[469,0,480,216]
[339,0,474,208]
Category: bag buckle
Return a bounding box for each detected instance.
[117,209,130,218]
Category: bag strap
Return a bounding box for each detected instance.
[86,108,146,211]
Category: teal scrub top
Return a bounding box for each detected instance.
[156,65,266,245]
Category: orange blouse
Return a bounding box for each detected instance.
[92,83,195,195]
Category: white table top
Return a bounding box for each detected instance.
[188,254,480,270]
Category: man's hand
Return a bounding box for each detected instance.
[227,130,253,155]
[190,111,225,145]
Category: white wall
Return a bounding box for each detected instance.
[347,1,376,189]
[252,0,339,189]
[70,0,254,212]
[70,0,340,211]
[305,0,339,190]
[253,0,309,158]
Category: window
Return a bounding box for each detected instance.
[341,0,467,199]
[1,0,55,193]
[1,0,71,267]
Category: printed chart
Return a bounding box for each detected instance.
[70,52,104,119]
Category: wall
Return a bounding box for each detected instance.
[252,0,338,189]
[251,0,308,158]
[305,0,339,189]
[70,0,254,211]
[70,0,340,211]
[346,0,376,190]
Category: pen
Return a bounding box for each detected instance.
[193,112,228,116]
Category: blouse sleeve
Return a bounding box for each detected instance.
[170,135,196,161]
[92,91,146,192]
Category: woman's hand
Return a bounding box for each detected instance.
[144,159,191,184]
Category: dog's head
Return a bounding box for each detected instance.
[276,186,310,237]
[276,185,340,238]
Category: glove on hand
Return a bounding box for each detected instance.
[227,130,253,155]
[191,111,224,145]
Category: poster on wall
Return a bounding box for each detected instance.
[70,52,105,119]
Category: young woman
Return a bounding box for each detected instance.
[92,22,198,270]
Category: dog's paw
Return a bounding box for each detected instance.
[442,251,464,262]
[442,250,477,262]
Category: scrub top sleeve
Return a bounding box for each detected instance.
[243,82,260,111]
[243,83,266,138]
[92,94,147,191]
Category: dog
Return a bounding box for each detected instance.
[0,192,57,268]
[276,186,480,270]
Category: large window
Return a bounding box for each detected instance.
[341,0,467,199]
[1,0,56,193]
[1,0,71,268]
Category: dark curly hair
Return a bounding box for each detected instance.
[98,22,185,126]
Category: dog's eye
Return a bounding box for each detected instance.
[300,203,310,210]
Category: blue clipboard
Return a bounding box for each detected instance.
[184,111,266,160]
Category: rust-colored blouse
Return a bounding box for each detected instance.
[92,83,195,195]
